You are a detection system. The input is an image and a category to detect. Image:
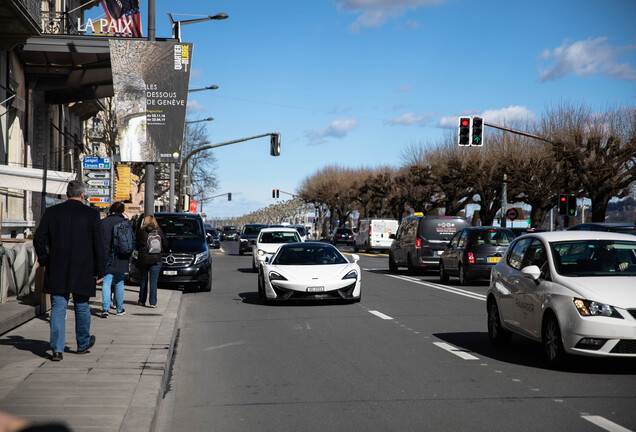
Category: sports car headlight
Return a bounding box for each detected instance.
[257,249,266,256]
[573,298,622,318]
[268,271,287,281]
[194,249,209,265]
[342,270,358,280]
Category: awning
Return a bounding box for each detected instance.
[0,165,76,194]
[16,35,113,104]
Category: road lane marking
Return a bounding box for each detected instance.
[369,310,394,320]
[203,341,245,351]
[433,342,479,360]
[384,273,487,301]
[581,415,632,432]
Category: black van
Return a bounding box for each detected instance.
[130,213,212,292]
[388,214,471,274]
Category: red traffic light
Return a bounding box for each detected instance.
[461,119,470,127]
[560,196,567,202]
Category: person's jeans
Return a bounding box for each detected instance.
[50,293,91,353]
[102,273,126,313]
[139,261,161,306]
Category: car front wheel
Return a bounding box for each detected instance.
[542,312,566,366]
[388,252,397,273]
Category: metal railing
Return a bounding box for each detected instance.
[41,10,81,35]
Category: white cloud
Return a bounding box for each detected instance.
[187,100,206,111]
[385,112,435,126]
[537,37,636,82]
[438,106,535,128]
[305,118,359,145]
[335,0,446,32]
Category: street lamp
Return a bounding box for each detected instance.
[169,116,215,212]
[168,13,229,41]
[189,85,219,92]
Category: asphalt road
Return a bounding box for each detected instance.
[157,240,636,432]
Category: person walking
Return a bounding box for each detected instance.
[33,180,104,361]
[136,215,165,308]
[99,201,134,318]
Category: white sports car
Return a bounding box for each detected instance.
[487,231,636,366]
[258,242,362,303]
[252,227,302,271]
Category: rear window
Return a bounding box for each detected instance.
[470,229,514,246]
[418,217,471,241]
[155,215,204,240]
[243,225,267,234]
[259,231,301,244]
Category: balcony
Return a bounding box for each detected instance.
[0,0,42,50]
[40,10,81,36]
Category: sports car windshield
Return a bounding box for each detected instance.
[273,244,348,265]
[551,240,636,276]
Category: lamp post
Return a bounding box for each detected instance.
[168,13,229,41]
[177,133,281,211]
[169,116,214,212]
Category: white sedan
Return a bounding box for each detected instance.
[487,231,636,366]
[252,227,302,271]
[258,242,361,303]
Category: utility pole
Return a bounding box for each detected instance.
[144,0,156,216]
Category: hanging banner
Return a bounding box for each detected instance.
[97,0,143,37]
[109,40,193,163]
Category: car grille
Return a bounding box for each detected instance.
[162,253,193,268]
[610,340,636,354]
[628,309,636,320]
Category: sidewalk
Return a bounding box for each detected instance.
[0,285,182,432]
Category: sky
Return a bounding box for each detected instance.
[91,0,636,219]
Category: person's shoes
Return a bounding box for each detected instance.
[77,335,96,354]
[110,304,116,309]
[100,311,109,318]
[149,304,157,308]
[137,300,145,306]
[51,352,63,361]
[116,309,126,316]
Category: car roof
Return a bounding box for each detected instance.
[568,222,635,228]
[260,227,300,233]
[518,230,636,242]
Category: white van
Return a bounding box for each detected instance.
[354,219,399,252]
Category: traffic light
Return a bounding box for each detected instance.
[567,195,577,216]
[270,133,281,156]
[471,116,484,146]
[458,117,471,146]
[227,193,232,201]
[181,194,190,212]
[558,195,568,215]
[272,189,276,198]
[276,189,280,198]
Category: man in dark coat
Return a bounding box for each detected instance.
[34,180,105,361]
[99,201,132,317]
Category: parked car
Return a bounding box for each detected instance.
[567,222,636,236]
[205,226,221,249]
[439,227,515,285]
[330,228,354,246]
[258,242,361,303]
[239,223,268,255]
[389,214,471,274]
[487,231,636,365]
[130,213,212,292]
[252,227,302,271]
[353,219,399,252]
[220,225,240,241]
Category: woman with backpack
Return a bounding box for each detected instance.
[136,215,166,307]
[99,201,134,318]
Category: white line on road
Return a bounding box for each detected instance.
[433,342,479,360]
[384,273,487,301]
[369,310,394,320]
[581,415,632,432]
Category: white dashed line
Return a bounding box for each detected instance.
[581,415,632,432]
[369,310,394,320]
[433,342,479,360]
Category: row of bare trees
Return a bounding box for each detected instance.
[297,103,636,228]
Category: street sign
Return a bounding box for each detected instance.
[87,179,110,186]
[86,172,110,179]
[86,188,110,196]
[82,157,111,169]
[88,197,110,203]
[506,208,519,220]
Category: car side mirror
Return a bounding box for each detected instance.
[350,253,360,263]
[521,265,541,281]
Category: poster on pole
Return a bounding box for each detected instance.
[109,40,193,162]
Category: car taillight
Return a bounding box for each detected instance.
[468,252,475,264]
[416,238,421,249]
[369,226,372,236]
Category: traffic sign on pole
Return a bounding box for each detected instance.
[86,172,110,179]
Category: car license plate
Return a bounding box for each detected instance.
[487,257,501,263]
[163,270,177,276]
[307,286,324,293]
